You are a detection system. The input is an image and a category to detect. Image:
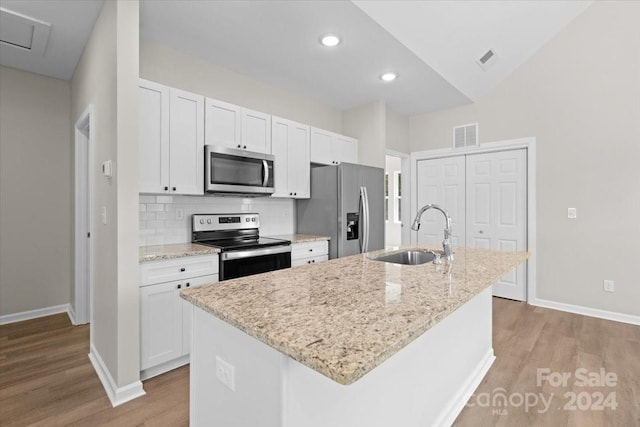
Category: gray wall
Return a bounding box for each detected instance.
[140,39,343,134]
[409,1,640,317]
[71,0,140,387]
[0,66,71,317]
[342,100,386,168]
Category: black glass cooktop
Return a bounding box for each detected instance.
[196,236,290,251]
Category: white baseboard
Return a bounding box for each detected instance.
[89,344,146,407]
[0,303,72,325]
[140,354,190,380]
[530,298,640,326]
[67,304,77,325]
[435,348,496,427]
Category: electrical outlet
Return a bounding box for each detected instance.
[176,208,184,220]
[567,208,577,219]
[215,356,235,391]
[603,280,615,293]
[101,206,107,225]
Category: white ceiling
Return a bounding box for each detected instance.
[0,0,103,81]
[0,0,592,115]
[353,0,592,101]
[140,0,471,115]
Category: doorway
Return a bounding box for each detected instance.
[74,105,93,326]
[384,151,410,249]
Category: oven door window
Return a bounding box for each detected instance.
[221,252,291,280]
[209,153,265,187]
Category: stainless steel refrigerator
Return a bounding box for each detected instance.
[296,163,384,259]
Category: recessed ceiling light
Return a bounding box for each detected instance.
[380,72,397,82]
[320,34,341,47]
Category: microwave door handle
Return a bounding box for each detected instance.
[262,160,269,187]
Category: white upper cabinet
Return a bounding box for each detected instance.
[271,117,310,199]
[139,79,204,195]
[242,108,272,154]
[205,98,271,154]
[204,98,241,148]
[310,127,358,165]
[139,80,170,193]
[333,134,358,164]
[169,88,204,195]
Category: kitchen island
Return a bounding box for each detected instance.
[181,246,528,427]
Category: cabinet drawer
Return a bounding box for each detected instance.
[292,254,328,268]
[291,241,328,260]
[140,255,219,287]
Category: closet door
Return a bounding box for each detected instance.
[415,156,466,248]
[466,149,527,301]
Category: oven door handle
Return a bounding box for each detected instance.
[220,245,291,261]
[262,160,269,187]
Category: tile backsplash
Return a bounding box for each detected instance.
[139,194,295,246]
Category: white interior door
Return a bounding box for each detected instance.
[466,149,527,301]
[415,156,466,248]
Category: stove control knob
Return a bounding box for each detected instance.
[207,219,212,224]
[199,219,204,224]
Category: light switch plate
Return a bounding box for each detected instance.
[567,208,577,219]
[603,280,614,293]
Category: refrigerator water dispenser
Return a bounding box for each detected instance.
[346,212,359,240]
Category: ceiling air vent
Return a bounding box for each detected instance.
[0,7,51,56]
[476,48,498,71]
[453,123,478,149]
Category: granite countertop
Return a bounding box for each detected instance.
[181,246,529,385]
[139,243,220,263]
[266,233,331,244]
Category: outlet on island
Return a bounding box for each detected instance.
[215,355,235,391]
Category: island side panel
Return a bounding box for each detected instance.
[190,306,284,427]
[282,288,494,427]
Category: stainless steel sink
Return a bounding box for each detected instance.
[370,249,437,265]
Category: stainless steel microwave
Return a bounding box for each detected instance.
[205,145,275,196]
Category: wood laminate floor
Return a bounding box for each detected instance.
[1,299,638,426]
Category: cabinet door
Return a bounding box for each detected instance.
[334,135,358,164]
[310,127,333,165]
[241,108,271,154]
[181,274,219,356]
[204,98,241,149]
[271,117,290,198]
[139,80,170,193]
[292,255,329,267]
[140,281,183,370]
[289,123,310,198]
[169,88,204,195]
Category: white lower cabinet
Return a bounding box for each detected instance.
[140,255,218,379]
[291,241,329,267]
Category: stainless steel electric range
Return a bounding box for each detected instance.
[192,213,291,281]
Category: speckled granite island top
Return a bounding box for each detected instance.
[181,246,528,385]
[265,233,330,243]
[139,243,219,263]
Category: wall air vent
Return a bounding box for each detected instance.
[0,7,51,56]
[453,123,478,149]
[476,48,498,71]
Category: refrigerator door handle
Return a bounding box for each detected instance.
[362,186,370,253]
[358,186,364,252]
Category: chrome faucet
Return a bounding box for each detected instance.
[411,204,453,261]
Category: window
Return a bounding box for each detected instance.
[384,173,389,222]
[394,172,402,224]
